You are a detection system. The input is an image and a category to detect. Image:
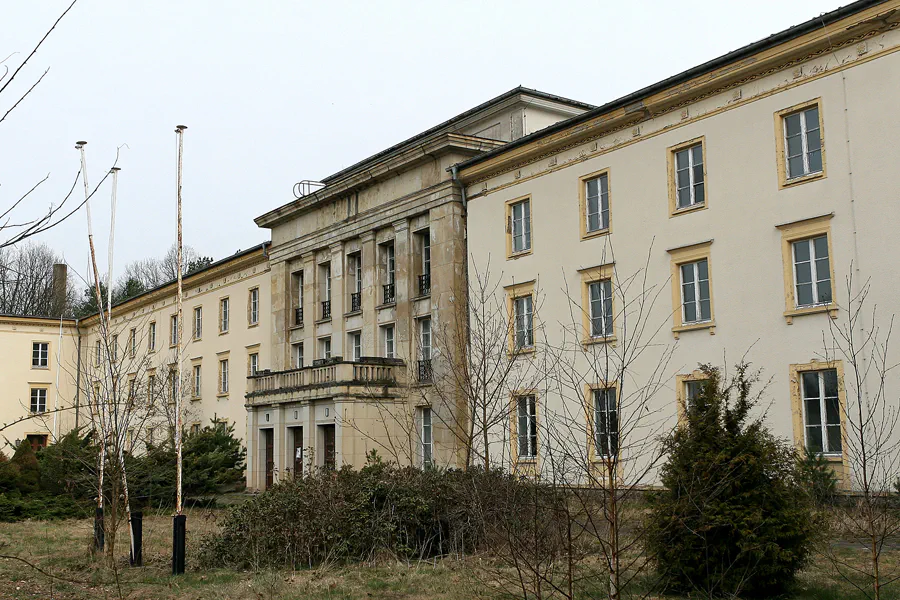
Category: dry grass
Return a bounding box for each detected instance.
[1,507,898,599]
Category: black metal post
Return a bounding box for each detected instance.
[93,507,104,552]
[172,514,186,574]
[130,511,143,566]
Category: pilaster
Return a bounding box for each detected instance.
[360,231,377,356]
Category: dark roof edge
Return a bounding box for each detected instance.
[455,0,886,173]
[320,86,595,185]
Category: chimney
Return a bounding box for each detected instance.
[51,263,67,318]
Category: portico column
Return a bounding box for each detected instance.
[360,231,377,356]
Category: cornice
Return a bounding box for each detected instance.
[0,315,78,329]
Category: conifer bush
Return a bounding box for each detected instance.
[645,363,818,598]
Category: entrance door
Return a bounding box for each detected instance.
[263,428,274,489]
[292,426,303,477]
[321,424,336,470]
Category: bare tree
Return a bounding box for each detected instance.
[121,243,205,291]
[822,272,900,600]
[0,242,74,315]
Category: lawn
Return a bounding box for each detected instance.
[0,507,897,600]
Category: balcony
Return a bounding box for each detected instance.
[247,357,407,405]
[383,283,395,305]
[417,359,433,383]
[294,307,303,326]
[418,273,431,297]
[350,292,361,313]
[321,300,331,320]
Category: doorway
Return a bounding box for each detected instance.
[262,428,274,489]
[320,424,335,470]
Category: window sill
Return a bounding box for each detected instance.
[508,346,536,358]
[670,203,707,218]
[411,294,430,302]
[582,335,617,348]
[781,170,825,189]
[31,366,49,370]
[581,228,611,241]
[376,302,397,310]
[219,330,230,336]
[248,322,259,329]
[315,317,332,325]
[217,393,229,399]
[413,381,434,388]
[344,310,362,318]
[190,396,201,403]
[784,304,837,324]
[672,320,716,339]
[507,249,533,261]
[289,323,304,331]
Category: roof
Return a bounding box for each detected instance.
[455,0,889,172]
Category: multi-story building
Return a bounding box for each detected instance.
[244,88,591,489]
[456,0,900,486]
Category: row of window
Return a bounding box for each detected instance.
[290,229,431,326]
[512,364,842,464]
[190,358,233,398]
[505,100,825,258]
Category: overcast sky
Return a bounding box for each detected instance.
[2,0,844,287]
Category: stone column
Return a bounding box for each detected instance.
[245,406,258,490]
[392,220,411,364]
[329,242,345,358]
[360,232,377,356]
[272,404,285,485]
[301,252,316,366]
[270,260,289,372]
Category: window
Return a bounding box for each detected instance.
[348,253,362,313]
[420,407,433,468]
[385,243,395,285]
[193,306,202,339]
[418,318,432,383]
[129,328,136,358]
[515,395,538,460]
[291,271,304,325]
[190,423,201,435]
[26,434,48,451]
[670,139,705,212]
[291,342,303,369]
[30,388,47,413]
[582,171,610,236]
[792,235,832,308]
[193,365,202,398]
[680,259,711,324]
[219,297,230,333]
[219,359,229,394]
[777,214,836,322]
[416,230,431,297]
[382,325,395,359]
[128,378,136,406]
[349,331,362,361]
[668,241,714,336]
[784,105,823,180]
[170,370,178,403]
[95,339,101,366]
[249,352,259,376]
[675,372,708,424]
[248,287,259,325]
[320,262,332,319]
[593,387,618,458]
[507,197,532,256]
[111,334,118,361]
[381,242,396,304]
[685,380,705,406]
[170,314,178,346]
[801,368,843,456]
[513,295,534,351]
[148,322,156,351]
[319,337,332,360]
[32,342,49,368]
[148,373,156,399]
[588,280,613,338]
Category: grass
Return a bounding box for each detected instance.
[0,507,898,599]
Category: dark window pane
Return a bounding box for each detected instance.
[677,169,690,190]
[794,240,810,262]
[804,107,819,131]
[802,372,820,401]
[691,144,703,165]
[586,178,599,198]
[697,260,708,280]
[699,299,711,321]
[817,280,832,304]
[806,127,821,153]
[677,187,691,208]
[813,236,829,258]
[827,425,842,453]
[588,213,600,231]
[785,114,802,136]
[787,134,803,157]
[807,149,822,173]
[806,426,823,453]
[797,283,814,306]
[676,149,689,169]
[805,398,822,426]
[683,300,697,323]
[681,264,695,284]
[825,395,841,426]
[823,369,839,399]
[795,259,812,284]
[694,183,705,205]
[693,164,704,184]
[600,174,608,195]
[788,156,804,178]
[698,280,710,302]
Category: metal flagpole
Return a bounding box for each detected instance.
[172,125,188,575]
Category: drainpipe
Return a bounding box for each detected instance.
[449,164,471,469]
[75,318,82,431]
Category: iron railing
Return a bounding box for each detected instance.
[294,307,303,326]
[418,273,431,297]
[321,300,331,320]
[350,292,361,313]
[417,359,433,383]
[383,283,395,304]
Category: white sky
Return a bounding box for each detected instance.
[1,0,845,287]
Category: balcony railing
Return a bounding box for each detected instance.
[350,292,361,313]
[321,300,331,320]
[417,359,433,383]
[418,273,431,297]
[248,357,406,399]
[383,283,395,305]
[294,307,303,326]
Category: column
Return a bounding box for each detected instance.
[245,406,258,490]
[329,242,345,358]
[392,220,412,365]
[301,252,316,366]
[360,231,377,356]
[271,261,289,372]
[272,404,285,485]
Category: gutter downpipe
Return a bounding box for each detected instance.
[75,318,82,431]
[450,164,471,469]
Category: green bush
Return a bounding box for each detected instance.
[797,446,838,506]
[0,492,91,522]
[645,363,818,598]
[199,455,522,570]
[10,441,40,494]
[38,430,98,499]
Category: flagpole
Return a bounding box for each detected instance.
[172,124,188,576]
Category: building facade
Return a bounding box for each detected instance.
[457,0,900,487]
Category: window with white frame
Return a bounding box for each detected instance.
[801,368,842,455]
[386,243,395,285]
[349,331,362,361]
[193,365,202,398]
[170,314,178,346]
[680,259,711,324]
[193,306,202,339]
[249,352,259,376]
[422,232,431,278]
[32,342,49,368]
[420,406,433,468]
[249,287,259,325]
[684,380,706,408]
[585,174,609,232]
[148,322,156,351]
[291,342,303,369]
[419,318,432,361]
[792,235,832,307]
[219,359,229,394]
[95,339,101,366]
[513,295,534,350]
[510,199,532,253]
[30,388,47,413]
[170,371,178,403]
[320,336,332,360]
[593,387,618,458]
[111,334,118,361]
[383,324,395,359]
[129,328,136,358]
[784,106,822,180]
[516,395,537,460]
[674,143,704,209]
[589,280,613,338]
[220,297,230,332]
